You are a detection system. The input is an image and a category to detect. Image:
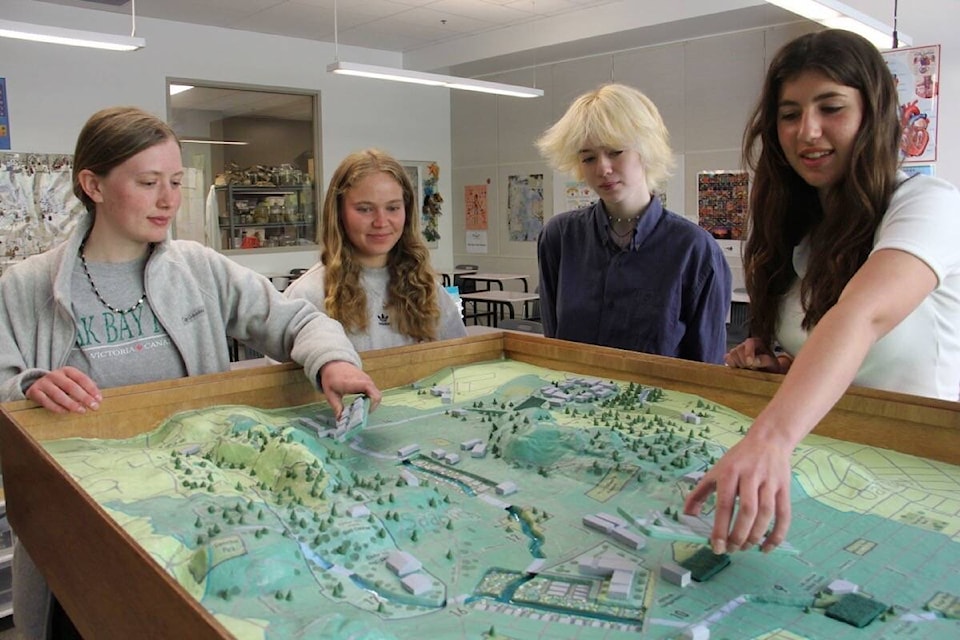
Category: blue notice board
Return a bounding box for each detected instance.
[0,78,9,150]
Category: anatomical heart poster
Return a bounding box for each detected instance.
[884,44,940,163]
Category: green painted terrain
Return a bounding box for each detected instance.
[46,358,960,639]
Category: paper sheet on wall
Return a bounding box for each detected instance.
[466,230,487,254]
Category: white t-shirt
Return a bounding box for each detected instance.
[777,173,960,400]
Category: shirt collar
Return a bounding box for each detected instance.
[594,196,665,250]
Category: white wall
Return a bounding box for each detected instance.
[2,0,454,273]
[449,1,960,292]
[449,23,813,291]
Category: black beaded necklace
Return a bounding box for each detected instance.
[78,232,151,315]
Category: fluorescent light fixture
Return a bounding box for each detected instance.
[169,84,194,96]
[327,61,543,98]
[765,0,911,48]
[0,18,145,51]
[180,138,249,146]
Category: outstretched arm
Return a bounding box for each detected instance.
[685,248,937,553]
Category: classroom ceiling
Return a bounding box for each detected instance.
[33,0,801,76]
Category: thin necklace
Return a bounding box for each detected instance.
[78,235,150,314]
[609,224,634,238]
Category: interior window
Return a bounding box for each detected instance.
[167,81,320,253]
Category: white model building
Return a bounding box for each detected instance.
[401,573,432,596]
[297,416,327,435]
[399,469,420,487]
[495,481,517,496]
[333,396,367,440]
[681,471,706,486]
[470,443,487,458]
[460,438,483,450]
[596,513,628,529]
[660,562,691,588]
[579,553,636,576]
[431,448,447,460]
[608,569,634,600]
[346,504,370,518]
[582,514,615,534]
[444,452,461,465]
[826,579,859,595]
[683,623,710,640]
[525,559,546,574]
[397,443,420,458]
[611,527,646,550]
[386,551,422,577]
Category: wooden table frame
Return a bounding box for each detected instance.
[2,332,958,639]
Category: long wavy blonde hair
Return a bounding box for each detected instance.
[320,149,441,341]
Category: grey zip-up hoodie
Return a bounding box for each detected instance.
[0,213,361,400]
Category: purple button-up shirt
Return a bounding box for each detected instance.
[537,197,731,363]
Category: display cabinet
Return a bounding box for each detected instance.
[216,184,317,250]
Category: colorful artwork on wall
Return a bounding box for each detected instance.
[883,44,940,163]
[0,153,85,275]
[697,170,748,240]
[464,184,488,231]
[507,173,543,242]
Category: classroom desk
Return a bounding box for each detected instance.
[458,272,530,292]
[460,290,540,327]
[439,268,478,287]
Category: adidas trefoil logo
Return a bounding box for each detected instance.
[377,313,390,326]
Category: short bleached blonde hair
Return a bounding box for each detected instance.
[535,83,674,192]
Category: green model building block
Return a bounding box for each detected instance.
[825,593,887,628]
[679,546,731,582]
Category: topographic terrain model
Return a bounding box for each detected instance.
[46,359,960,639]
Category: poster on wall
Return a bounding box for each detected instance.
[0,153,85,275]
[883,44,940,163]
[464,184,488,231]
[403,161,442,248]
[0,78,10,150]
[507,173,543,242]
[697,170,748,240]
[562,180,596,211]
